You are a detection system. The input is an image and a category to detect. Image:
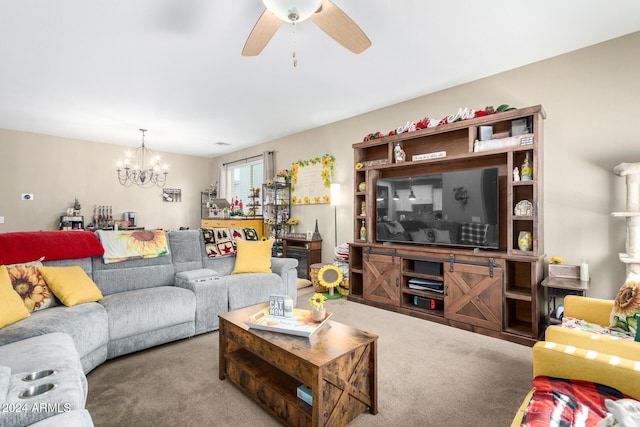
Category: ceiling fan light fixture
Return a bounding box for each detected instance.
[262,0,322,23]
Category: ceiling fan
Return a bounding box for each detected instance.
[242,0,371,56]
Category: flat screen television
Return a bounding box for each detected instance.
[375,167,499,249]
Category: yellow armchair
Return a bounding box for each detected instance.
[511,296,640,426]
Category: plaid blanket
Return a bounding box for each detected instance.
[521,376,629,427]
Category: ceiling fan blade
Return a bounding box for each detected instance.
[310,0,371,54]
[242,9,282,56]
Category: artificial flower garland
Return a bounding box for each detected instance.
[362,104,517,142]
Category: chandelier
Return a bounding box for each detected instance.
[116,129,168,188]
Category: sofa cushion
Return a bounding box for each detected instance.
[100,286,196,340]
[166,230,204,273]
[225,273,283,310]
[6,262,56,313]
[610,273,640,337]
[38,266,103,307]
[91,257,175,296]
[232,239,273,274]
[0,265,30,328]
[0,303,109,370]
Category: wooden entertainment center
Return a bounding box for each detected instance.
[349,105,546,345]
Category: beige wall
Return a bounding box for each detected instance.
[0,129,211,231]
[210,32,640,299]
[1,33,638,299]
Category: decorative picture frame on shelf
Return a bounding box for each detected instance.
[514,199,533,216]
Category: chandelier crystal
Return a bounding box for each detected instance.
[116,129,168,188]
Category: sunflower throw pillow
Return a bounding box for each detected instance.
[610,273,640,337]
[6,260,56,313]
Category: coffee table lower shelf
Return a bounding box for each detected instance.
[226,348,312,425]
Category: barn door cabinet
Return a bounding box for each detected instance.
[349,105,546,345]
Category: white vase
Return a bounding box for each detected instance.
[311,308,325,322]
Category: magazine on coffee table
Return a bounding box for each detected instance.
[245,308,332,337]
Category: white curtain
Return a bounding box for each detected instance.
[263,150,274,181]
[218,163,227,199]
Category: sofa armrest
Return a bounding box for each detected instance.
[564,295,613,326]
[271,257,299,302]
[532,341,640,400]
[545,325,639,361]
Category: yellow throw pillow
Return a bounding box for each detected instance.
[37,265,103,307]
[231,239,274,274]
[0,265,30,327]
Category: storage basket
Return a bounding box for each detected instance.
[337,279,350,296]
[310,263,329,293]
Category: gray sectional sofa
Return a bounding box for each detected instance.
[0,229,298,427]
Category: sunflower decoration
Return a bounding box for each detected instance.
[317,264,343,298]
[286,217,299,225]
[355,162,364,170]
[118,230,168,258]
[7,265,55,312]
[309,293,327,310]
[610,277,640,335]
[548,256,565,264]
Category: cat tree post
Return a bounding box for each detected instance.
[612,162,640,276]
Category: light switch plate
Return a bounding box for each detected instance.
[0,216,4,224]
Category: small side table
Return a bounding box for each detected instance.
[283,237,322,280]
[540,276,589,328]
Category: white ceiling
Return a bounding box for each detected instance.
[1,1,639,158]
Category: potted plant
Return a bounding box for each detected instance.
[286,217,299,233]
[309,293,327,322]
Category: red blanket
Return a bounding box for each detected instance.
[0,231,104,265]
[521,376,629,427]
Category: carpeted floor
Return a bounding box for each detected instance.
[86,288,532,426]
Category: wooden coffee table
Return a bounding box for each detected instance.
[219,303,378,427]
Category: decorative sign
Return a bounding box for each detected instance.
[412,151,446,161]
[291,154,335,205]
[269,295,286,317]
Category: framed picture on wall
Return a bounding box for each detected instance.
[290,154,335,205]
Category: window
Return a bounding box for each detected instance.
[226,158,263,213]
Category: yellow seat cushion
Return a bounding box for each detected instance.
[37,265,103,307]
[0,265,30,327]
[231,239,274,274]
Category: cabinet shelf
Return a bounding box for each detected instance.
[402,287,445,300]
[505,289,532,301]
[402,271,443,281]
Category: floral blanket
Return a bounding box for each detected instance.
[96,230,169,264]
[561,317,633,340]
[521,376,629,427]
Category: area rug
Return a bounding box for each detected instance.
[86,294,532,426]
